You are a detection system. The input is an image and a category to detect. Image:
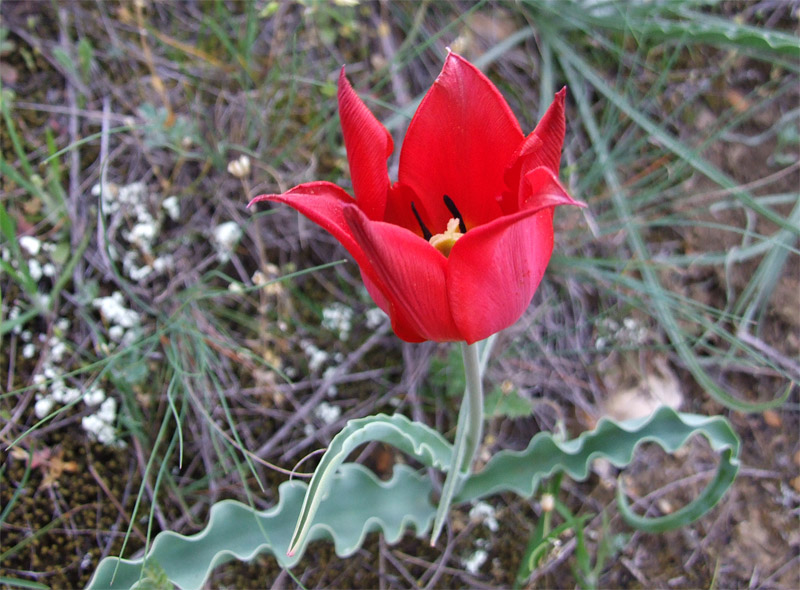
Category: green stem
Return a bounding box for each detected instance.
[429,341,485,546]
[459,341,484,472]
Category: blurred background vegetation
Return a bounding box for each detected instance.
[1,0,798,588]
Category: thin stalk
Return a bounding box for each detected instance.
[429,341,484,546]
[459,341,484,472]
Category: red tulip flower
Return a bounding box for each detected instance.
[250,52,583,344]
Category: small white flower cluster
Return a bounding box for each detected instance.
[462,548,488,575]
[92,181,177,283]
[26,317,123,445]
[34,379,120,445]
[212,221,243,263]
[594,316,649,351]
[2,234,61,295]
[299,339,344,376]
[18,236,58,283]
[314,401,341,425]
[80,395,120,445]
[322,366,338,398]
[322,302,353,341]
[469,501,499,532]
[303,401,343,436]
[365,307,388,330]
[460,501,499,575]
[31,318,76,418]
[92,291,141,347]
[300,339,329,373]
[162,195,180,221]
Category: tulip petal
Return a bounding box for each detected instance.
[501,88,567,214]
[344,206,461,343]
[383,182,433,239]
[338,68,393,221]
[447,207,556,344]
[523,87,567,174]
[520,166,583,211]
[446,172,581,343]
[249,182,365,264]
[358,270,425,342]
[398,52,523,232]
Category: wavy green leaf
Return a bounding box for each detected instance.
[283,413,452,556]
[87,463,436,590]
[456,406,740,509]
[616,446,739,533]
[87,407,739,589]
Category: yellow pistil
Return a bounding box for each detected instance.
[429,218,463,256]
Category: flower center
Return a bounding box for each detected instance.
[429,218,463,256]
[410,194,468,257]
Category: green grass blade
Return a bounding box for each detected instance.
[0,576,50,590]
[551,33,798,236]
[555,39,787,411]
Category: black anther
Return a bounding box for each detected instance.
[411,202,432,240]
[443,195,467,233]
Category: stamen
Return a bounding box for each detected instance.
[443,195,467,233]
[429,218,463,257]
[411,202,432,240]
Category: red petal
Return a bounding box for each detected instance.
[249,182,365,264]
[398,52,523,233]
[338,67,393,221]
[520,166,584,211]
[501,88,567,214]
[359,270,425,342]
[344,206,461,342]
[447,207,556,344]
[382,182,434,238]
